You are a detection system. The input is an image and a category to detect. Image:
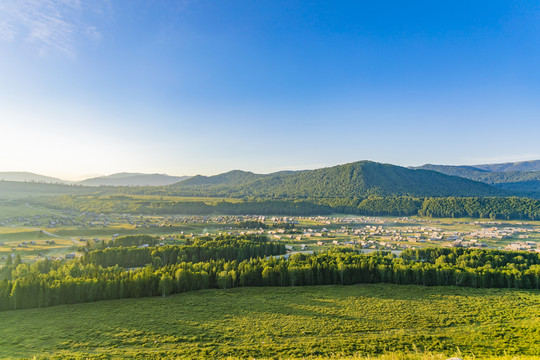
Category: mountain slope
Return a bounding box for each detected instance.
[414,164,540,198]
[170,161,505,198]
[181,170,265,187]
[79,173,190,186]
[413,165,540,184]
[473,160,540,172]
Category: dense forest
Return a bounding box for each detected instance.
[81,235,286,268]
[1,234,540,311]
[419,197,540,219]
[36,194,540,220]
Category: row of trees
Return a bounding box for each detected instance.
[2,248,540,311]
[401,247,540,269]
[81,235,286,268]
[82,235,160,252]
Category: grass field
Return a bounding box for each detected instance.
[52,223,219,238]
[0,201,62,218]
[1,284,539,359]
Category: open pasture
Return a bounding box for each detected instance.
[0,201,59,218]
[0,284,538,359]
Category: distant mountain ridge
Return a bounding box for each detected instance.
[0,172,191,187]
[79,173,190,186]
[4,159,540,198]
[473,160,540,172]
[0,172,71,184]
[413,161,540,198]
[169,161,505,198]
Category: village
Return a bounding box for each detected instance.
[1,209,540,264]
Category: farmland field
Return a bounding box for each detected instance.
[0,284,539,359]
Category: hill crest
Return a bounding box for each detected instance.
[171,161,505,198]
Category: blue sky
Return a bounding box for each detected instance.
[1,0,539,179]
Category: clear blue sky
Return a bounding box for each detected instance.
[1,0,539,179]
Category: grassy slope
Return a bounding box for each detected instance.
[1,284,539,359]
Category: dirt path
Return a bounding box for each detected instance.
[24,203,63,216]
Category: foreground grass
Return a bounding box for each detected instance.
[0,284,539,359]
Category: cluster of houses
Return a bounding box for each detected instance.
[469,226,535,239]
[3,210,540,265]
[505,241,538,252]
[260,218,539,253]
[179,215,540,253]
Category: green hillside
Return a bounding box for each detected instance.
[1,284,538,359]
[170,161,505,198]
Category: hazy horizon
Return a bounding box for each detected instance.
[2,156,540,182]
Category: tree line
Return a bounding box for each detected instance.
[419,197,540,220]
[2,246,540,311]
[81,235,285,268]
[37,194,540,220]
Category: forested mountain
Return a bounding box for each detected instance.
[180,170,290,187]
[414,164,540,198]
[168,161,505,198]
[413,165,490,178]
[79,173,191,186]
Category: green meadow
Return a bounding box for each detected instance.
[1,284,538,359]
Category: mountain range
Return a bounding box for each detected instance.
[0,172,70,184]
[163,161,504,198]
[78,173,190,186]
[472,160,540,172]
[0,172,190,187]
[1,159,540,199]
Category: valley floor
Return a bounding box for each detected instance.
[1,284,539,359]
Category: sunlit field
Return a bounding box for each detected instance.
[0,284,538,359]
